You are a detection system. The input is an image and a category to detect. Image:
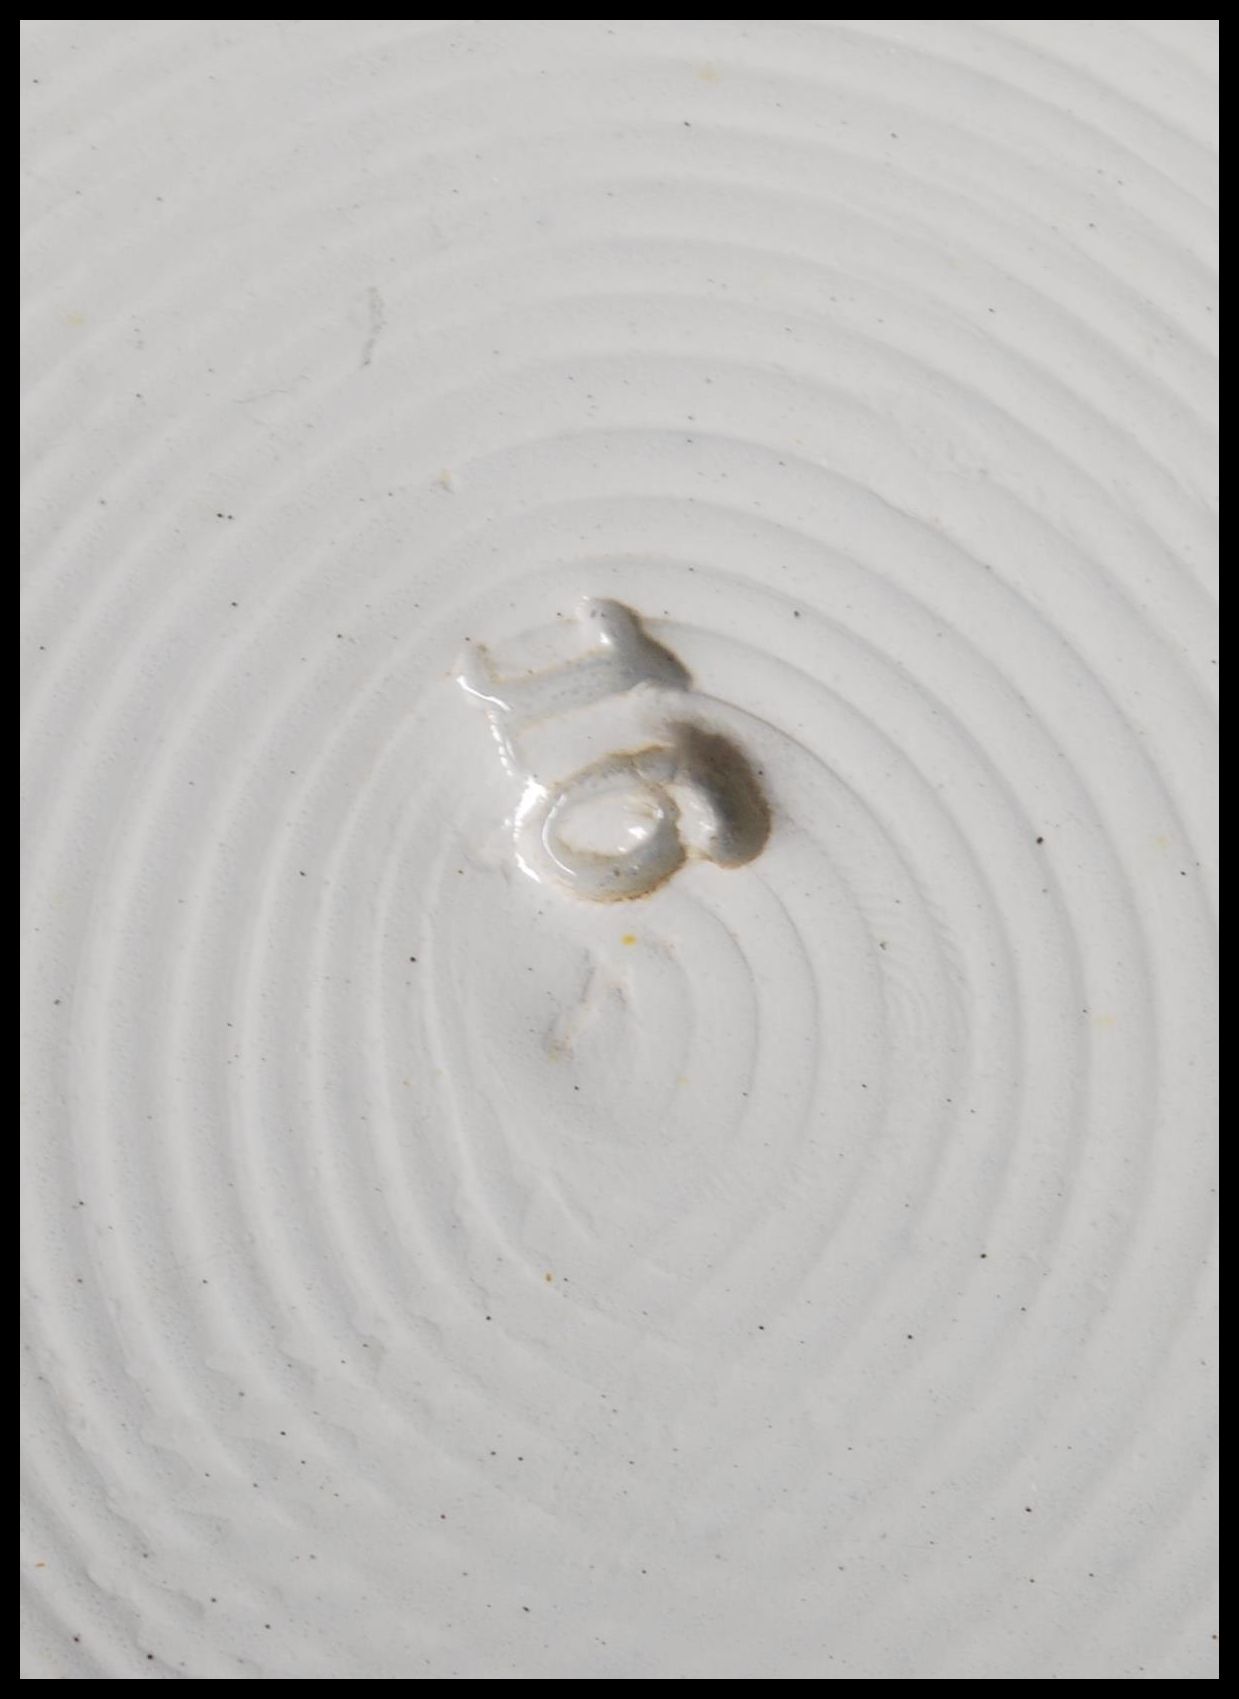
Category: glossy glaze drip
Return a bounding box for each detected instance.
[458,599,769,899]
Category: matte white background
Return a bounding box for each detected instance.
[21,20,1218,1680]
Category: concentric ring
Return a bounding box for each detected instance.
[21,20,1217,1680]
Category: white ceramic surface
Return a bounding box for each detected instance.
[21,20,1218,1681]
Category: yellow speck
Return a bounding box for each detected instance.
[544,1271,554,1283]
[621,933,637,946]
[34,1561,46,1568]
[698,64,720,82]
[65,311,86,327]
[1093,1014,1116,1029]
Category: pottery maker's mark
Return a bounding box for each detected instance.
[457,599,769,901]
